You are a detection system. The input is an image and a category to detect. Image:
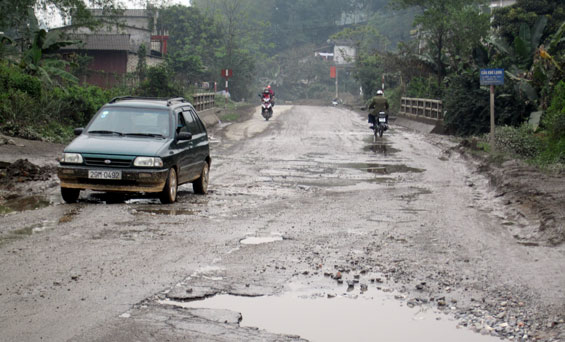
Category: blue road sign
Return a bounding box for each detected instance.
[480,68,505,86]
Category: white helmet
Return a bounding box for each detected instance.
[376,90,384,96]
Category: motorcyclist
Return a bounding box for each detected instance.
[367,90,389,128]
[264,85,275,106]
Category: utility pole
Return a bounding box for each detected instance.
[335,67,339,99]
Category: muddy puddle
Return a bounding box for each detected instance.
[0,195,50,214]
[163,283,498,342]
[133,207,198,216]
[363,142,400,155]
[342,163,425,175]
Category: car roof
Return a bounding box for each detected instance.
[104,97,193,110]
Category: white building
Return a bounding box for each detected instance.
[490,0,517,9]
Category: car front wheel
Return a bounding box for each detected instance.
[193,162,209,194]
[159,168,178,204]
[61,187,80,203]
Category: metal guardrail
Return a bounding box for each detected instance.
[193,93,216,111]
[399,97,443,121]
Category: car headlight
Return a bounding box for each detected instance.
[134,157,163,167]
[61,153,83,164]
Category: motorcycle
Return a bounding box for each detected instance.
[259,92,273,121]
[372,111,388,140]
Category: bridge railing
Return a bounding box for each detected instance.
[399,97,443,121]
[193,93,216,111]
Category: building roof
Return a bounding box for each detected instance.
[89,9,150,17]
[61,34,130,51]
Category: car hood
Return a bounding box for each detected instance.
[65,134,169,156]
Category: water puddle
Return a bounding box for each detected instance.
[363,143,400,155]
[163,285,497,342]
[0,195,50,214]
[133,207,198,216]
[342,163,425,175]
[240,233,284,245]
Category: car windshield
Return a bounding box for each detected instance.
[87,107,170,137]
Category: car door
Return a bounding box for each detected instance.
[172,108,193,183]
[179,107,208,182]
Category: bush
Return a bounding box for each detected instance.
[49,85,113,126]
[405,76,442,99]
[136,64,183,98]
[0,62,41,98]
[542,80,565,140]
[494,125,542,159]
[0,89,37,126]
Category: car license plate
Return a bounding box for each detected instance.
[88,170,122,180]
[379,117,386,123]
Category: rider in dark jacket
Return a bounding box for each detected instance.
[367,90,389,128]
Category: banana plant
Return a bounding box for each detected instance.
[19,29,79,86]
[487,17,549,102]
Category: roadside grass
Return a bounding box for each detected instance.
[216,99,256,123]
[470,126,565,172]
[220,113,240,122]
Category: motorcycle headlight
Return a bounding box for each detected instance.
[134,157,163,167]
[61,153,83,164]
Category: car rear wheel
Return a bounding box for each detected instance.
[61,188,80,203]
[159,168,178,204]
[193,162,209,194]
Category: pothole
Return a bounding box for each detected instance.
[161,284,498,342]
[240,234,284,245]
[342,163,425,174]
[363,143,400,155]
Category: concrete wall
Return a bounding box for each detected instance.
[196,109,221,129]
[126,53,164,73]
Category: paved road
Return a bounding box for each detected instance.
[1,105,563,341]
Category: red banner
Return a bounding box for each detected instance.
[330,66,336,79]
[221,69,233,78]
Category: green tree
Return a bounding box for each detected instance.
[136,64,182,98]
[191,0,268,99]
[491,0,565,45]
[157,5,222,87]
[391,0,489,87]
[136,44,147,83]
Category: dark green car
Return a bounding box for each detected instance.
[57,97,211,204]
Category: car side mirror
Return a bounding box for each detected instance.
[176,132,192,141]
[74,128,84,136]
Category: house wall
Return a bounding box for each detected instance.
[489,0,516,8]
[85,50,128,88]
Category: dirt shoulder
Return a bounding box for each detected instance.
[448,141,565,247]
